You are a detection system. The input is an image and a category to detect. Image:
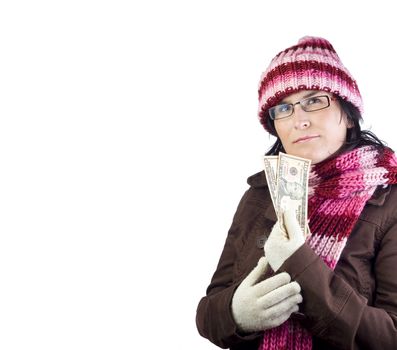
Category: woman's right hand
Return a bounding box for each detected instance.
[231,256,302,333]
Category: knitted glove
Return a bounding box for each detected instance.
[264,209,305,272]
[231,256,302,333]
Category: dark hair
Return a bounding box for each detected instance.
[265,96,389,156]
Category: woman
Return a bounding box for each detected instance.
[196,36,397,349]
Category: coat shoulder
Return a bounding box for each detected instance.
[361,184,397,233]
[247,170,268,188]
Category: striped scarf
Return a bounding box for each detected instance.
[260,145,397,349]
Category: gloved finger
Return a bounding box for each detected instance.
[261,304,300,329]
[278,212,287,234]
[283,208,304,241]
[258,281,301,308]
[261,292,302,322]
[268,220,288,241]
[243,256,269,287]
[255,271,292,296]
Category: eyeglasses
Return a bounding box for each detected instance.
[269,95,332,120]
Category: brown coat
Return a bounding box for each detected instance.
[196,171,397,350]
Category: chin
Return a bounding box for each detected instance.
[288,150,318,163]
[311,153,335,165]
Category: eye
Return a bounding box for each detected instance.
[301,96,329,111]
[276,104,292,113]
[269,103,294,119]
[305,96,323,105]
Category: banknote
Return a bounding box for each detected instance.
[276,152,311,236]
[263,156,278,212]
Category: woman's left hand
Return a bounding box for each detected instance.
[264,209,305,272]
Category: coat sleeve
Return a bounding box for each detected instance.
[195,188,263,349]
[281,221,397,349]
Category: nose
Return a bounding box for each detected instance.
[293,104,311,130]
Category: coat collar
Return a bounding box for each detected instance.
[247,171,277,221]
[247,171,267,188]
[368,185,391,206]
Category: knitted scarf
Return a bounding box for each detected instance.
[260,145,397,350]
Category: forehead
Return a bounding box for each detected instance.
[280,90,329,104]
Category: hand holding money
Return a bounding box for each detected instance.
[264,153,311,238]
[264,209,305,272]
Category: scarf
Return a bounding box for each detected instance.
[260,145,397,349]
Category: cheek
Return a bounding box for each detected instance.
[330,119,348,139]
[323,121,348,152]
[274,121,290,143]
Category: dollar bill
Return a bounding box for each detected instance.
[263,156,278,212]
[276,152,311,236]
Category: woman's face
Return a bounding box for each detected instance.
[274,90,349,164]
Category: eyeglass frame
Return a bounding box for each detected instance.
[268,94,335,120]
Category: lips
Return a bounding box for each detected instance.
[293,135,320,144]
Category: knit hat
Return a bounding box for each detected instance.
[258,36,363,134]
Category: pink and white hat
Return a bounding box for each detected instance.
[258,36,363,134]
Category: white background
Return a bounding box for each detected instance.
[1,1,396,349]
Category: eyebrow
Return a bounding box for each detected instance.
[281,91,321,104]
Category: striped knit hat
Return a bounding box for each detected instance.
[258,36,363,134]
